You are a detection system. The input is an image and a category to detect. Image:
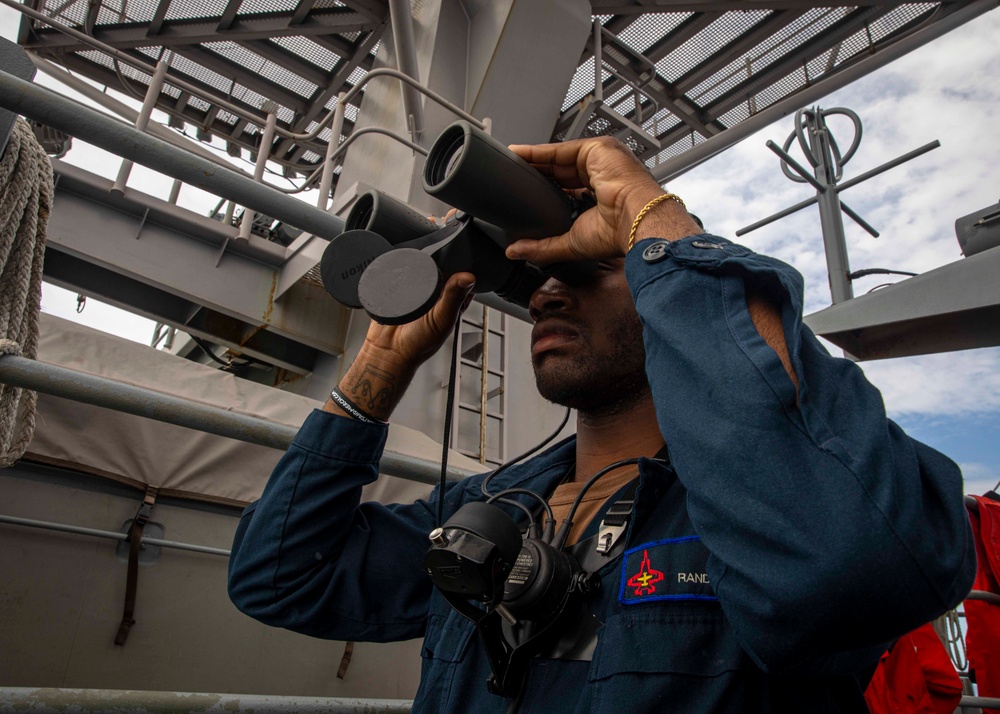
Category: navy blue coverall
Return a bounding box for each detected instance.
[229,235,976,713]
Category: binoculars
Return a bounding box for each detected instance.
[320,121,594,324]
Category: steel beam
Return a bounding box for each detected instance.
[672,9,808,93]
[342,0,389,24]
[43,53,278,162]
[170,45,311,115]
[147,0,171,36]
[44,163,348,359]
[272,28,381,163]
[585,29,714,140]
[699,6,890,124]
[22,9,378,50]
[590,1,926,13]
[43,251,322,375]
[291,0,318,26]
[803,246,1000,360]
[241,39,330,89]
[217,0,243,33]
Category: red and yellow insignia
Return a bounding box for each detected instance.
[626,549,665,596]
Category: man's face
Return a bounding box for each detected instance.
[528,259,649,415]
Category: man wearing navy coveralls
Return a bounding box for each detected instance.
[228,136,976,713]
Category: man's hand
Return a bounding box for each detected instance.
[504,136,700,266]
[325,272,476,422]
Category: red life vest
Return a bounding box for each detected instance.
[966,495,1000,711]
[864,622,963,714]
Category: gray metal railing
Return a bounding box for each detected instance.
[0,354,476,485]
[0,69,346,242]
[0,688,412,713]
[0,514,231,557]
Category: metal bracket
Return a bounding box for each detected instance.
[115,519,164,565]
[134,208,149,240]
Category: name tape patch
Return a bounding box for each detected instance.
[618,536,718,605]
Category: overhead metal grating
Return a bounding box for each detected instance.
[556,1,970,172]
[13,0,985,195]
[17,0,385,196]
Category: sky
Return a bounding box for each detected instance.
[2,4,999,496]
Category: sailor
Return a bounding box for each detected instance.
[228,135,976,713]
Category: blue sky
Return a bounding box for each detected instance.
[3,5,999,495]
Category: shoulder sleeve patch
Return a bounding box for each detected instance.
[618,536,718,605]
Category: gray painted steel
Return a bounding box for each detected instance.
[803,245,1000,359]
[0,69,346,242]
[0,688,412,713]
[388,0,426,140]
[0,355,475,484]
[44,161,343,371]
[0,514,232,557]
[811,118,855,304]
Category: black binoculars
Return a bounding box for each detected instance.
[320,121,595,324]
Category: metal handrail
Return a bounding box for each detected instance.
[0,69,346,242]
[0,354,477,485]
[0,688,413,713]
[0,514,232,557]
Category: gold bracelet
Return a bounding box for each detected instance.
[627,193,685,251]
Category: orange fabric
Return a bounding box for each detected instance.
[966,495,1000,711]
[864,623,962,714]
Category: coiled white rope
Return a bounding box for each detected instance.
[0,119,53,468]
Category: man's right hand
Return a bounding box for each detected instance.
[324,272,476,422]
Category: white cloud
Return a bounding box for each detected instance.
[856,349,1000,417]
[958,462,1000,497]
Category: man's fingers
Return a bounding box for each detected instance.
[506,236,574,266]
[509,142,591,190]
[431,272,476,325]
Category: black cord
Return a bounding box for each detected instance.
[480,407,572,499]
[849,268,918,280]
[190,335,259,371]
[551,457,663,550]
[486,487,553,525]
[437,320,463,526]
[191,336,235,367]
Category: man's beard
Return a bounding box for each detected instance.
[532,313,650,417]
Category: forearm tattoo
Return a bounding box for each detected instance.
[349,364,396,413]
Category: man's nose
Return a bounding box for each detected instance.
[528,277,574,321]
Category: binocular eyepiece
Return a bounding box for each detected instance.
[320,121,595,324]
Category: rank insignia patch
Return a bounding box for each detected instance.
[618,536,718,605]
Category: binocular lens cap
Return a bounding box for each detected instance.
[359,248,443,325]
[320,229,393,309]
